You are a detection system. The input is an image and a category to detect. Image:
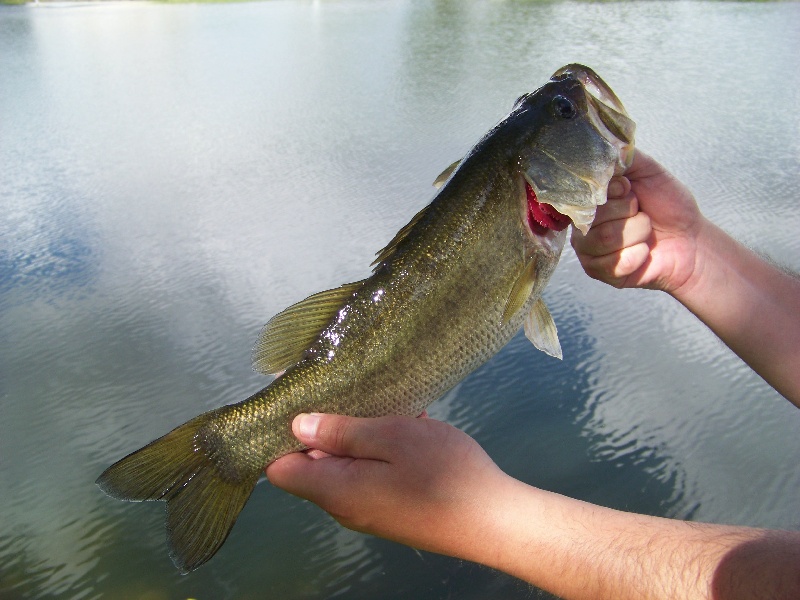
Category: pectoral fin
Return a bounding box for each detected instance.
[524,299,562,359]
[502,258,538,324]
[251,281,364,374]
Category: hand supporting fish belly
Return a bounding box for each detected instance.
[96,64,635,573]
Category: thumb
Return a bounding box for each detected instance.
[267,413,400,513]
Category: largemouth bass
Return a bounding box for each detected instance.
[97,64,635,573]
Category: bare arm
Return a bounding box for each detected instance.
[571,150,800,406]
[267,413,800,600]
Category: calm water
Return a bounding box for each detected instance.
[2,1,799,598]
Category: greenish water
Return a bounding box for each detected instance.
[1,1,799,598]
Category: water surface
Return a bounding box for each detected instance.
[1,1,799,598]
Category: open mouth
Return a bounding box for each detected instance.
[521,64,636,237]
[526,179,571,235]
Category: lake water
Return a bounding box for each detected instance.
[1,1,799,598]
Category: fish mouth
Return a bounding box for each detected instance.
[525,178,571,236]
[525,64,636,235]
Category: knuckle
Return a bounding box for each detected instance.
[594,223,622,252]
[584,259,613,283]
[328,418,351,450]
[583,253,628,288]
[616,250,639,277]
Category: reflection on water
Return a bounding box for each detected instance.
[2,1,799,598]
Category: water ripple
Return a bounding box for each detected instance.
[2,2,799,599]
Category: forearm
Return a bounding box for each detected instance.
[270,414,800,599]
[467,475,800,600]
[669,220,800,406]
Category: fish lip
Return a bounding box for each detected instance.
[551,64,627,118]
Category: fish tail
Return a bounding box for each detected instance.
[95,413,259,573]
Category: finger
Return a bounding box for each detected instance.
[574,211,651,258]
[292,413,397,460]
[587,195,639,230]
[265,451,314,491]
[580,242,651,287]
[623,148,661,180]
[266,451,354,504]
[305,448,332,460]
[607,176,631,200]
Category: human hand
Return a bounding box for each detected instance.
[268,414,800,600]
[571,150,707,294]
[266,413,508,559]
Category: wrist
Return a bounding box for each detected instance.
[663,215,719,302]
[458,477,578,586]
[437,470,523,565]
[661,219,800,404]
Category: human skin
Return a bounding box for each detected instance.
[571,150,800,406]
[267,150,800,598]
[267,413,800,600]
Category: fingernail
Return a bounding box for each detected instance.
[295,413,321,440]
[608,180,624,197]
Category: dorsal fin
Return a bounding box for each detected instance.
[251,281,364,374]
[432,159,461,189]
[370,202,433,269]
[370,158,461,271]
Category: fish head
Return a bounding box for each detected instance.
[511,64,635,235]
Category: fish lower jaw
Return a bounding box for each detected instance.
[525,179,572,237]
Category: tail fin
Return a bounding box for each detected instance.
[96,414,259,573]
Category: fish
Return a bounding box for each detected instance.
[96,64,635,573]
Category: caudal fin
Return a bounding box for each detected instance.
[96,414,259,573]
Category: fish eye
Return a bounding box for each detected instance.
[552,95,577,119]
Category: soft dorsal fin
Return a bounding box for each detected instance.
[501,258,538,324]
[251,281,364,374]
[370,202,433,269]
[524,298,562,359]
[432,159,461,189]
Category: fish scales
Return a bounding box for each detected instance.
[97,64,635,573]
[219,158,535,465]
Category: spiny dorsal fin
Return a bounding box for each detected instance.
[524,298,562,359]
[370,203,433,269]
[370,158,461,271]
[502,258,538,324]
[251,281,364,374]
[432,159,461,189]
